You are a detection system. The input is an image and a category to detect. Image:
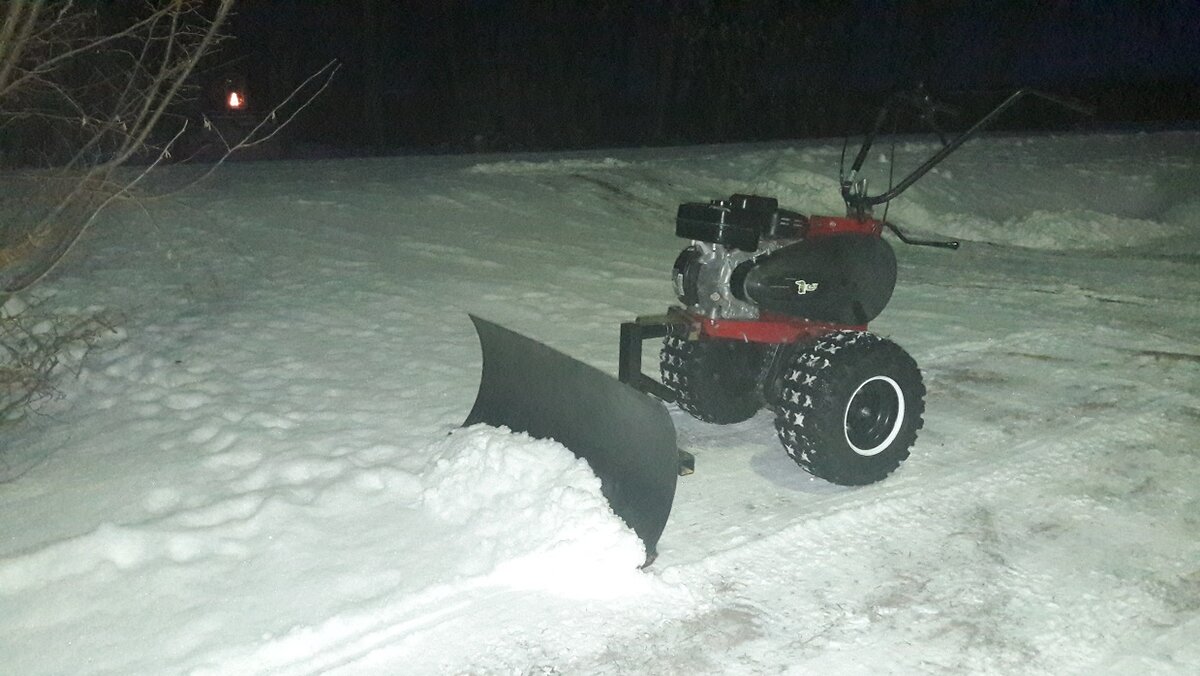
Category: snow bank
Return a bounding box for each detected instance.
[423,424,653,594]
[904,207,1187,251]
[467,156,630,174]
[1003,209,1184,250]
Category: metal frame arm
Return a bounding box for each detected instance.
[842,89,1094,215]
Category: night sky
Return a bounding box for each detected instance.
[217,1,1200,155]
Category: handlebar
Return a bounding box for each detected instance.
[841,89,1094,218]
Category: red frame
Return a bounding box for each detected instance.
[694,312,865,344]
[806,215,882,239]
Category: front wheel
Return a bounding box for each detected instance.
[661,335,766,425]
[773,331,925,485]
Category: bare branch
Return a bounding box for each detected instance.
[179,59,341,184]
[102,0,235,170]
[0,0,45,96]
[0,1,240,292]
[0,0,336,299]
[0,3,176,103]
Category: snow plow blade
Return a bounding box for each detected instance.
[464,315,678,561]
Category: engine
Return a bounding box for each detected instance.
[672,194,898,326]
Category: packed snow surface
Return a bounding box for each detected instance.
[2,131,1199,674]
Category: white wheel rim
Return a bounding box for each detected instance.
[843,375,905,457]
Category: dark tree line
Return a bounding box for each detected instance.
[230,0,1199,154]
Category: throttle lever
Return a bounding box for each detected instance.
[884,221,960,250]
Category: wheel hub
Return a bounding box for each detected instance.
[843,375,905,456]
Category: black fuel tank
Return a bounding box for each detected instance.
[731,235,897,324]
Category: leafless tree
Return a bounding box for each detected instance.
[0,0,336,424]
[0,0,238,292]
[0,0,337,293]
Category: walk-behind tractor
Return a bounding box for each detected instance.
[465,89,1090,562]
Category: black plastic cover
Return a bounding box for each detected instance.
[676,201,761,251]
[729,194,807,239]
[732,235,898,324]
[675,194,807,251]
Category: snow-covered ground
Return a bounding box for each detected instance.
[2,130,1199,674]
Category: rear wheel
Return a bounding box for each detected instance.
[660,335,766,424]
[773,331,924,485]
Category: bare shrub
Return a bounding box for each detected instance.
[0,1,231,429]
[0,294,118,423]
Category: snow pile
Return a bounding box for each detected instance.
[468,156,630,174]
[186,426,688,675]
[0,424,683,675]
[1003,209,1184,250]
[1161,196,1200,235]
[423,424,653,594]
[914,207,1186,251]
[748,168,847,217]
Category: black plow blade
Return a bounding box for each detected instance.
[464,315,679,562]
